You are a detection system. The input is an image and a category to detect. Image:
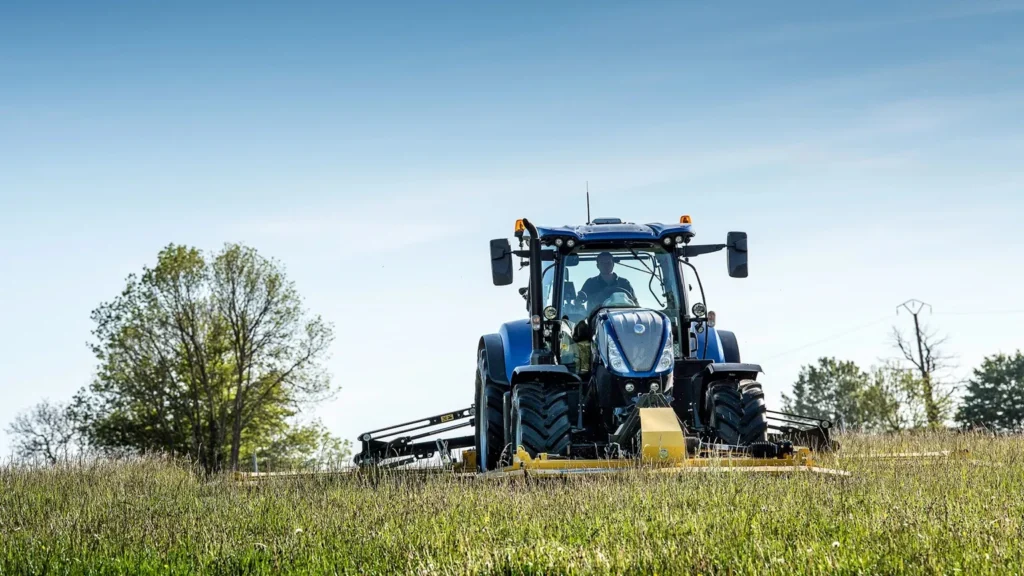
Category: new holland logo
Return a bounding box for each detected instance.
[634,324,646,335]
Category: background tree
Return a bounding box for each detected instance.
[956,351,1024,431]
[5,400,81,464]
[782,357,871,429]
[244,420,353,471]
[782,357,927,432]
[81,243,337,473]
[859,362,928,432]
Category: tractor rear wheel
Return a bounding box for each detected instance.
[511,382,572,458]
[706,379,768,446]
[475,350,508,472]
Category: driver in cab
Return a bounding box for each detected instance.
[580,251,635,312]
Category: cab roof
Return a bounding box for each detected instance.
[533,219,695,243]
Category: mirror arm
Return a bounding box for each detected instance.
[676,243,726,258]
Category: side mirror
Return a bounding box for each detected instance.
[727,232,748,278]
[490,239,514,286]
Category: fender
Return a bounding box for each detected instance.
[700,362,762,382]
[717,330,741,363]
[479,334,509,386]
[693,326,726,362]
[510,365,582,387]
[499,319,533,383]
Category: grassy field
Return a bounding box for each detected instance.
[1,433,1022,575]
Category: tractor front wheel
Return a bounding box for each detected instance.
[706,379,768,446]
[475,350,507,472]
[510,382,572,458]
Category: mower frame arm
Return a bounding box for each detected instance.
[353,407,476,467]
[767,410,837,452]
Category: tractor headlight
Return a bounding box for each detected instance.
[606,339,629,373]
[567,239,576,248]
[656,331,674,373]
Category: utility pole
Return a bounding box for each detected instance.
[897,299,939,426]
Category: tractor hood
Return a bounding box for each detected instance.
[595,309,673,375]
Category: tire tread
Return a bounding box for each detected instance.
[513,383,572,457]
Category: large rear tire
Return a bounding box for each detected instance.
[706,379,768,446]
[511,382,572,458]
[475,350,507,472]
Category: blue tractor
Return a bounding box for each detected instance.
[355,216,832,472]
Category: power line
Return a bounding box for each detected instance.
[762,315,896,361]
[934,309,1024,316]
[756,307,1023,363]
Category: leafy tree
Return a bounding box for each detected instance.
[956,351,1024,431]
[80,243,335,473]
[244,420,352,471]
[5,400,81,464]
[782,357,929,432]
[860,362,928,432]
[782,357,871,429]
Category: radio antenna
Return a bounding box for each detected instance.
[586,181,591,225]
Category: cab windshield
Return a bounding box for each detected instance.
[542,246,681,324]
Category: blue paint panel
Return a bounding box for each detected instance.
[499,319,532,383]
[599,316,673,378]
[694,326,726,363]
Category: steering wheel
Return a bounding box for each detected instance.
[585,286,636,323]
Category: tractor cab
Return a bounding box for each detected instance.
[500,217,729,369]
[542,245,684,379]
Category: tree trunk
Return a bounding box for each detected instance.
[913,314,941,427]
[228,389,244,471]
[207,419,221,473]
[228,356,248,471]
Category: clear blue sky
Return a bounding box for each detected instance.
[2,1,1023,454]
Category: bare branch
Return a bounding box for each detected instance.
[5,400,80,464]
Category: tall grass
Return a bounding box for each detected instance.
[1,433,1022,575]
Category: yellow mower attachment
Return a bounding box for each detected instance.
[639,407,687,463]
[477,407,849,478]
[479,446,848,478]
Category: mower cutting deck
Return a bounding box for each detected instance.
[354,403,846,476]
